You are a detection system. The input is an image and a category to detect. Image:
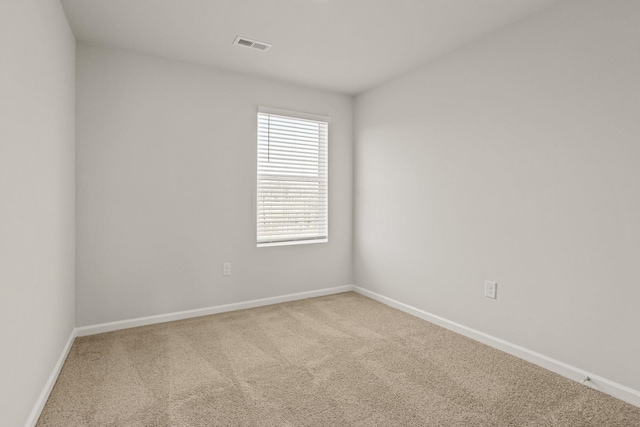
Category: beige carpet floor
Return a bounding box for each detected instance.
[38,292,640,426]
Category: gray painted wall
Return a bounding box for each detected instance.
[0,2,76,426]
[354,0,640,391]
[75,44,353,326]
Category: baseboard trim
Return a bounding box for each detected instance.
[25,328,77,427]
[353,286,640,408]
[76,285,355,337]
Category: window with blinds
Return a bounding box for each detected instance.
[257,107,329,246]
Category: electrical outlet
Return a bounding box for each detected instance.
[223,263,231,276]
[485,281,497,299]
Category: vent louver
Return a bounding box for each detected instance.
[233,36,272,52]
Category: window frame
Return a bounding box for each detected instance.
[256,106,330,247]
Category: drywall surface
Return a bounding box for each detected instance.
[0,1,76,426]
[75,44,353,326]
[354,0,640,391]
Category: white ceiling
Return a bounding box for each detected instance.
[61,0,561,95]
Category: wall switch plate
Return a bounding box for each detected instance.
[485,281,497,299]
[223,263,231,276]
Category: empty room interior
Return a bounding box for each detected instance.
[2,0,640,425]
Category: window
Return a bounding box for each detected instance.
[257,107,329,246]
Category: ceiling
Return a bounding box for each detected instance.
[61,0,561,95]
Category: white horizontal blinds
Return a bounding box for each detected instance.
[257,111,328,245]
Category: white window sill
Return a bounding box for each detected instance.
[257,238,328,248]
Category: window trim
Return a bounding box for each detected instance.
[257,106,331,125]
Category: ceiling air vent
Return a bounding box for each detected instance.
[233,36,272,52]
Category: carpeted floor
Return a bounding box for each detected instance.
[38,292,640,426]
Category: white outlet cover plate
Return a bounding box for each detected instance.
[485,281,497,299]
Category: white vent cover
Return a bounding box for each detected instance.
[233,36,272,51]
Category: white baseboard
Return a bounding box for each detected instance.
[352,286,640,408]
[25,328,77,427]
[76,285,355,337]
